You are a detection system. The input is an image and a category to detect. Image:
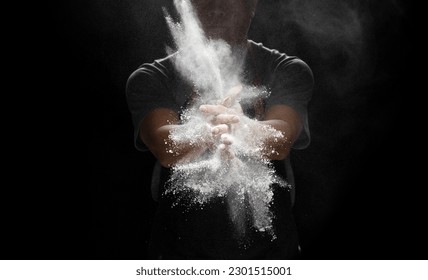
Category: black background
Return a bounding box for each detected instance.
[7,0,424,260]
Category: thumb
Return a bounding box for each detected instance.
[221,84,242,107]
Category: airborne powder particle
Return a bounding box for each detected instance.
[163,0,289,239]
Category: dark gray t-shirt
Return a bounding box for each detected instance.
[126,40,314,152]
[125,40,314,259]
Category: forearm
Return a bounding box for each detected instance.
[155,124,212,167]
[247,104,303,161]
[141,121,214,168]
[139,108,214,167]
[256,119,299,160]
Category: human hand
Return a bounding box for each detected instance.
[199,84,243,160]
[199,83,243,129]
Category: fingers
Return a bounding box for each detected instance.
[214,129,235,161]
[199,104,228,115]
[220,134,233,145]
[211,124,229,135]
[218,133,237,161]
[221,84,243,107]
[227,84,243,97]
[211,123,234,145]
[199,84,243,113]
[199,105,242,123]
[219,142,234,160]
[211,114,239,125]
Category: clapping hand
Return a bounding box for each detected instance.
[199,84,243,160]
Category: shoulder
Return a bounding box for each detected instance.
[248,40,313,80]
[126,53,178,88]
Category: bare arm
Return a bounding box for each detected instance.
[259,104,303,160]
[139,108,211,168]
[140,87,303,166]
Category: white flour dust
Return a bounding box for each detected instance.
[163,0,289,239]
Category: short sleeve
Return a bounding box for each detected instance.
[125,64,180,151]
[266,57,314,149]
